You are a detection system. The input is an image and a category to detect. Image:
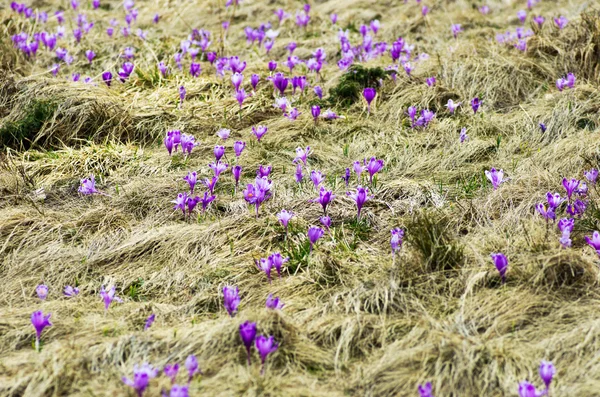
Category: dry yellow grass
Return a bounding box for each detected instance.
[1,0,600,396]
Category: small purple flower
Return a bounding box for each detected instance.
[223,286,240,317]
[311,105,321,123]
[232,165,242,187]
[189,62,201,77]
[539,122,547,133]
[295,163,304,183]
[184,171,197,193]
[366,157,384,184]
[78,175,99,195]
[255,335,279,374]
[231,72,243,91]
[391,228,404,255]
[199,192,216,213]
[251,74,260,90]
[485,168,504,190]
[320,215,331,230]
[451,24,462,38]
[518,382,539,397]
[585,231,600,256]
[217,128,230,141]
[268,61,278,72]
[185,355,201,382]
[310,170,325,189]
[426,77,436,87]
[314,187,335,214]
[272,73,288,95]
[144,314,155,330]
[179,86,186,104]
[266,294,284,310]
[236,88,248,109]
[102,71,112,87]
[164,364,179,384]
[234,141,246,157]
[418,382,434,397]
[240,321,257,365]
[546,192,563,209]
[554,15,568,29]
[294,146,311,165]
[257,257,273,283]
[257,165,272,178]
[36,284,48,300]
[539,360,555,391]
[585,169,598,184]
[277,209,293,232]
[460,127,469,143]
[269,252,289,278]
[330,13,338,24]
[122,364,158,397]
[31,311,52,351]
[471,97,480,114]
[209,161,228,177]
[308,226,324,252]
[533,15,545,27]
[64,285,79,297]
[536,203,555,221]
[286,42,297,54]
[314,86,323,99]
[347,186,371,219]
[214,145,225,162]
[100,285,122,311]
[363,87,376,113]
[517,10,527,24]
[562,178,580,201]
[490,253,508,283]
[251,125,268,142]
[342,168,351,186]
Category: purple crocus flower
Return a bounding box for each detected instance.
[479,5,490,14]
[310,170,325,189]
[199,192,216,213]
[536,203,555,221]
[347,186,371,219]
[554,15,568,29]
[308,226,324,252]
[258,257,273,283]
[391,228,404,256]
[277,210,293,233]
[209,161,228,177]
[217,128,230,141]
[547,192,563,209]
[422,5,430,16]
[223,286,240,317]
[363,87,376,113]
[287,42,297,54]
[189,62,201,77]
[366,157,384,184]
[234,141,246,158]
[231,72,243,91]
[31,311,52,351]
[251,74,260,91]
[418,382,434,397]
[118,62,134,82]
[184,171,197,193]
[485,168,504,190]
[517,10,527,23]
[240,321,257,366]
[185,355,201,382]
[518,382,539,397]
[64,285,79,297]
[164,364,179,384]
[122,364,158,397]
[539,361,556,392]
[268,61,277,72]
[203,177,218,195]
[85,49,95,63]
[295,163,304,183]
[490,253,508,283]
[562,178,580,201]
[266,294,284,310]
[341,168,351,186]
[36,284,48,300]
[214,145,225,162]
[272,73,288,95]
[451,24,462,38]
[78,175,99,195]
[100,285,122,311]
[294,147,310,165]
[460,127,469,143]
[232,165,242,188]
[235,88,248,109]
[269,252,288,278]
[330,13,338,24]
[144,314,155,330]
[255,335,279,374]
[539,122,547,133]
[311,105,321,123]
[158,62,169,77]
[102,71,112,87]
[314,86,323,99]
[471,97,480,114]
[251,125,268,142]
[426,77,436,87]
[180,133,198,155]
[585,169,598,184]
[320,216,331,230]
[407,106,417,127]
[314,187,335,214]
[585,231,600,256]
[257,165,272,178]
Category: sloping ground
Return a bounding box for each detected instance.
[1,0,600,396]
